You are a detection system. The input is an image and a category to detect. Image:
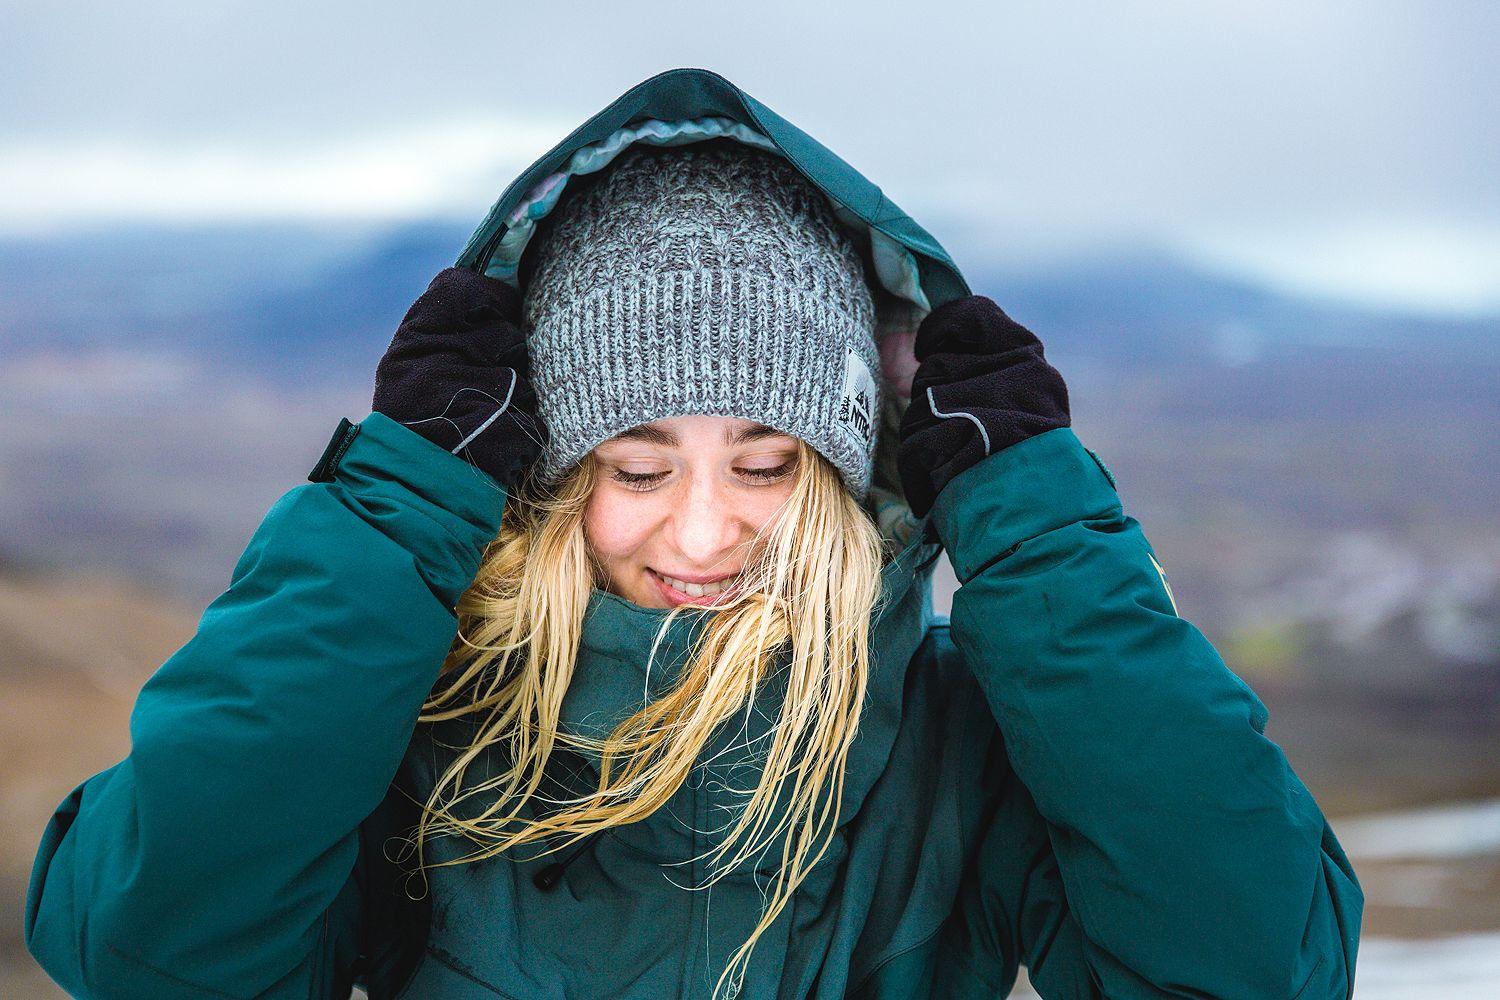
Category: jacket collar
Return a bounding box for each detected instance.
[552,519,941,865]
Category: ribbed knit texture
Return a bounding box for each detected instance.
[522,141,881,501]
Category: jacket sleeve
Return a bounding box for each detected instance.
[929,427,1364,999]
[23,411,505,999]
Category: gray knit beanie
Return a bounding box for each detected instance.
[521,141,882,501]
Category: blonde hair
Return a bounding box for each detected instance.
[407,437,888,999]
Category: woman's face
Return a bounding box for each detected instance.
[584,415,802,609]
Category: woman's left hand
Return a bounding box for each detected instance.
[896,295,1071,519]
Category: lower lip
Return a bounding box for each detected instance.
[648,569,744,608]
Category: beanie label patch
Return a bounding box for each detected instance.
[836,349,878,448]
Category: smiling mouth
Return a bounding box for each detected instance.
[649,568,744,600]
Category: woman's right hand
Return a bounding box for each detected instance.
[373,266,549,489]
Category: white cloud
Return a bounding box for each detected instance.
[0,115,571,234]
[1183,218,1500,317]
[2,72,1496,319]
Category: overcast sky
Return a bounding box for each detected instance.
[2,1,1496,315]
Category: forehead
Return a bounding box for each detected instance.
[602,415,795,448]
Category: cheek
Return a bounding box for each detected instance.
[583,491,658,560]
[738,483,798,537]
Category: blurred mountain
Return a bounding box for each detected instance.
[0,219,1496,702]
[966,247,1500,368]
[4,220,1499,380]
[0,219,472,382]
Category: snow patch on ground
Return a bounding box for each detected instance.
[1337,798,1500,861]
[1353,933,1500,998]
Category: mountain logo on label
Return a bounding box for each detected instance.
[837,349,878,446]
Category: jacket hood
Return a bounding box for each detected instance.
[445,67,971,873]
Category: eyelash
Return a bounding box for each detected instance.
[610,462,795,491]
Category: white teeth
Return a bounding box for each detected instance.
[660,572,739,597]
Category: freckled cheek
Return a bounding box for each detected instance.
[744,488,797,535]
[583,492,663,562]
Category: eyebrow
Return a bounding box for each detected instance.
[608,422,791,448]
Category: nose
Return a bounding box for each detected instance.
[668,471,747,570]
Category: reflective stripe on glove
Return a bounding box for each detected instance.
[372,267,549,490]
[896,294,1071,520]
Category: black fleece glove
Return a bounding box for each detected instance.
[897,295,1071,520]
[372,267,548,490]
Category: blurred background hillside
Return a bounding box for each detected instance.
[2,2,1497,996]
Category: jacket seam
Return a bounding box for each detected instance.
[103,941,245,999]
[421,942,522,998]
[846,921,946,997]
[309,908,330,1000]
[947,945,1007,995]
[959,540,1022,586]
[956,679,1015,991]
[1288,954,1330,1000]
[341,488,492,562]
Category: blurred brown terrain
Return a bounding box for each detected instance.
[1,224,1496,995]
[0,561,200,997]
[4,547,1496,995]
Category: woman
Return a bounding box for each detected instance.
[25,68,1362,999]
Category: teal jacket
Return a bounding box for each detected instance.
[25,68,1362,999]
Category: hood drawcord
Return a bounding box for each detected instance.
[532,829,604,892]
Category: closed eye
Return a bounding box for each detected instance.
[738,461,795,483]
[607,461,796,491]
[610,469,668,491]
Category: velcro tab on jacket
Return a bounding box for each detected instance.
[308,417,360,483]
[1083,446,1118,489]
